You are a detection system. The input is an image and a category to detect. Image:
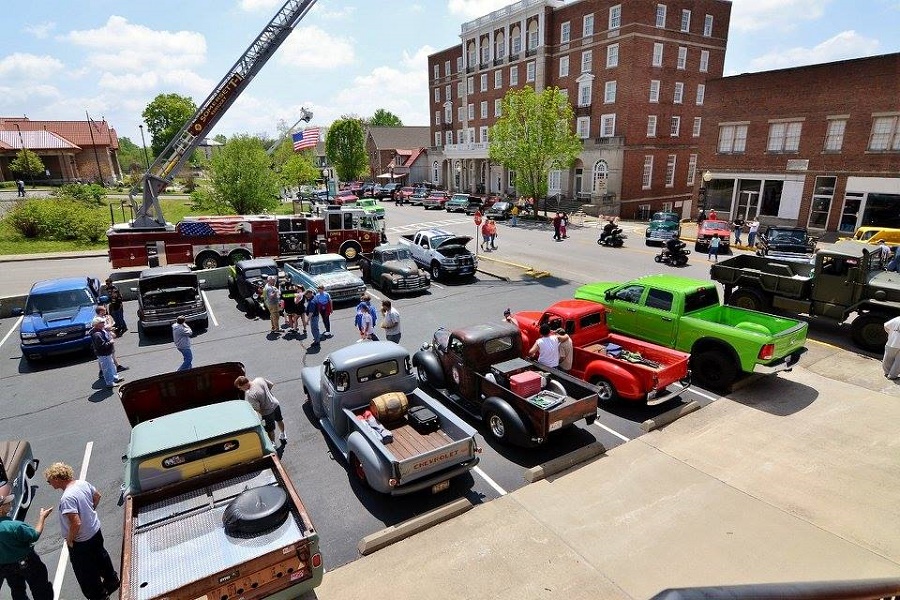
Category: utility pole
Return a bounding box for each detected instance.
[86,111,105,186]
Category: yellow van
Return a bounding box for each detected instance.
[842,226,900,245]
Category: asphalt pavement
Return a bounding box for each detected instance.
[2,206,899,599]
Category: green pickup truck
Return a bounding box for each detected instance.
[575,275,808,390]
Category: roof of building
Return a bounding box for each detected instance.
[0,117,119,150]
[368,126,431,150]
[0,130,80,151]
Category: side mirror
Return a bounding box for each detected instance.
[11,307,23,316]
[604,290,613,301]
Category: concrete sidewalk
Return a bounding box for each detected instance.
[315,364,900,599]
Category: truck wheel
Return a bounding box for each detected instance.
[431,263,442,281]
[694,242,703,252]
[305,389,323,419]
[728,288,770,312]
[589,376,618,402]
[612,238,624,248]
[349,454,370,488]
[341,242,362,262]
[654,254,662,263]
[228,249,252,265]
[195,252,221,270]
[851,313,889,351]
[691,351,738,391]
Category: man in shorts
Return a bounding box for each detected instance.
[235,375,287,445]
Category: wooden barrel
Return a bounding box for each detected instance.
[370,392,409,422]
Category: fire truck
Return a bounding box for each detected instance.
[106,0,382,270]
[107,206,384,269]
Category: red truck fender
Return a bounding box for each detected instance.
[582,359,643,401]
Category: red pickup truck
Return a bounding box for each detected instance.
[513,300,692,404]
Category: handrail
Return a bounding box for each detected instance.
[651,577,900,600]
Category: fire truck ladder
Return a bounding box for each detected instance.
[129,0,319,228]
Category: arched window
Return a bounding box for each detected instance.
[592,159,609,194]
[433,161,440,184]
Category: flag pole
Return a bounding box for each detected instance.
[86,110,105,187]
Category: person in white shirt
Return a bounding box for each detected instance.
[357,304,375,341]
[529,324,562,368]
[882,315,900,378]
[380,300,401,343]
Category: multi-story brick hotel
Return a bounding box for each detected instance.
[428,0,731,218]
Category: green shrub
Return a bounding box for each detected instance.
[53,183,107,205]
[5,199,108,242]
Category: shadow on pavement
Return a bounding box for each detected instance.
[727,375,818,416]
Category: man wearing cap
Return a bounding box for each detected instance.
[0,494,54,600]
[101,278,127,335]
[90,318,123,389]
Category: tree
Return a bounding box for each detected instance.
[9,148,45,186]
[488,86,582,211]
[369,109,403,127]
[200,135,279,214]
[270,138,319,188]
[142,93,198,158]
[325,118,368,182]
[116,136,146,172]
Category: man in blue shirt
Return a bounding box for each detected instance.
[0,494,54,600]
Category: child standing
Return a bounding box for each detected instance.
[708,234,720,262]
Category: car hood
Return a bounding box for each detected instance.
[311,271,364,288]
[139,274,198,293]
[21,305,95,334]
[382,259,423,274]
[573,282,619,304]
[648,221,679,230]
[436,236,473,249]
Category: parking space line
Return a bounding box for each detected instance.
[0,315,23,348]
[687,388,719,402]
[201,290,218,327]
[52,441,94,600]
[473,465,507,496]
[594,421,631,442]
[430,281,445,290]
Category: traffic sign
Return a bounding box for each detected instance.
[474,211,483,226]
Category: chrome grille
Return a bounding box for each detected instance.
[37,325,85,344]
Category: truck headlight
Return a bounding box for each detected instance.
[440,257,454,264]
[21,332,37,340]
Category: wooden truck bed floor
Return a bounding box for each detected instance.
[378,419,454,461]
[129,470,307,600]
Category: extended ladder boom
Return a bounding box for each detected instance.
[130,0,318,228]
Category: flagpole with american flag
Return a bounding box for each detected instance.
[292,127,320,152]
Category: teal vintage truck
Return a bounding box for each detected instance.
[575,275,808,390]
[119,363,323,600]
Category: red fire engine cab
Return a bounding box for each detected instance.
[107,206,383,269]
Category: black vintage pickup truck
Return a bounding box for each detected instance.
[756,225,816,260]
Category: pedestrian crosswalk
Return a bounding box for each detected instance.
[387,218,471,233]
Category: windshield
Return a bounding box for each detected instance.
[25,288,94,314]
[492,202,511,211]
[308,261,344,275]
[355,215,380,232]
[704,221,731,231]
[243,266,278,279]
[652,212,678,222]
[382,249,412,261]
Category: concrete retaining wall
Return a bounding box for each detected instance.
[0,266,233,319]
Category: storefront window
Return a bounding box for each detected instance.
[808,176,835,229]
[736,180,762,220]
[705,178,734,214]
[862,193,900,229]
[839,194,862,233]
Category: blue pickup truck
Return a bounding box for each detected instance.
[14,277,107,362]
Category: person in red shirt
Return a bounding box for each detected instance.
[708,208,718,220]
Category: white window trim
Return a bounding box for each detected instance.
[480,73,488,92]
[824,118,846,152]
[665,154,676,187]
[656,4,667,28]
[581,50,593,73]
[670,116,681,137]
[526,61,536,82]
[584,13,595,37]
[560,56,570,78]
[649,80,660,103]
[561,21,571,43]
[696,83,706,105]
[673,81,684,104]
[868,115,900,151]
[604,80,617,103]
[652,43,664,67]
[677,46,687,70]
[642,155,654,189]
[494,99,502,117]
[647,115,658,137]
[699,50,709,73]
[434,87,440,102]
[703,14,713,37]
[606,44,619,68]
[510,66,519,86]
[576,116,591,139]
[434,132,441,146]
[600,113,616,137]
[687,154,697,185]
[495,70,502,89]
[692,116,702,137]
[480,101,488,119]
[607,6,620,31]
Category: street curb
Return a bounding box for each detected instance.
[477,255,551,279]
[523,441,606,483]
[476,267,510,281]
[357,497,473,556]
[641,400,701,432]
[0,250,108,263]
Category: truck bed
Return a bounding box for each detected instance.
[124,460,316,600]
[710,254,814,298]
[581,333,689,384]
[346,389,476,483]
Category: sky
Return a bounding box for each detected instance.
[1,0,898,147]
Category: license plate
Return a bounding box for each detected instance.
[432,480,450,494]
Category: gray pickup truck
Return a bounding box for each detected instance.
[397,229,477,281]
[301,341,480,495]
[357,244,430,295]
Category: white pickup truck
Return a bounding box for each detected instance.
[397,228,477,281]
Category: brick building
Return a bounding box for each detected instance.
[0,117,122,184]
[427,0,731,217]
[697,53,900,235]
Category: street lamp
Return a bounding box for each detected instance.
[138,124,151,170]
[699,170,713,212]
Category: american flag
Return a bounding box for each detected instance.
[292,127,320,151]
[178,219,247,236]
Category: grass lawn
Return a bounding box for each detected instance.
[0,196,304,256]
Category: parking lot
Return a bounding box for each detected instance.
[0,247,723,597]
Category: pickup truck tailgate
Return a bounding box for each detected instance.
[542,394,596,434]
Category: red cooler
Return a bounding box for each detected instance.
[509,370,542,397]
